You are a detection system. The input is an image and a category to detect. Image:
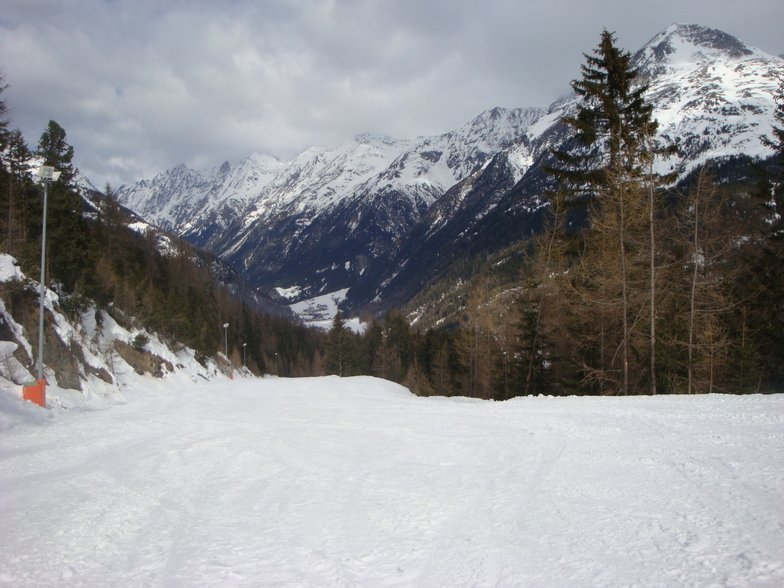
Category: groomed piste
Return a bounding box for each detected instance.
[1,375,783,586]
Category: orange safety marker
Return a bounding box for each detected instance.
[22,380,46,408]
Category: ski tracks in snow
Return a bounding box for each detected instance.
[1,379,783,587]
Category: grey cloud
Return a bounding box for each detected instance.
[1,0,782,188]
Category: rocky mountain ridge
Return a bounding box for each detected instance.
[116,23,784,314]
[118,106,545,299]
[352,23,784,313]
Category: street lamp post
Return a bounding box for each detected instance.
[242,343,247,368]
[223,322,229,359]
[35,165,60,382]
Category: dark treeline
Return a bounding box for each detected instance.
[324,31,784,397]
[326,160,783,398]
[0,77,324,377]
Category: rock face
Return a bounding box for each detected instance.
[113,341,174,378]
[0,290,112,391]
[0,253,239,400]
[117,24,784,312]
[44,326,82,390]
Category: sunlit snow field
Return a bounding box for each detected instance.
[1,376,783,587]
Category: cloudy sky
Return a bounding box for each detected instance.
[2,0,783,188]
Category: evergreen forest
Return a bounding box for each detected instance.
[321,31,784,397]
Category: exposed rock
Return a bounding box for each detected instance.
[85,363,113,384]
[113,340,174,378]
[0,312,31,369]
[44,324,81,391]
[68,339,113,384]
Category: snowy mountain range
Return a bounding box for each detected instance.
[116,24,784,314]
[117,107,543,302]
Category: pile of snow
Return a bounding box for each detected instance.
[289,288,365,333]
[0,375,782,586]
[0,257,24,283]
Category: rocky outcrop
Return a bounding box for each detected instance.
[44,326,82,390]
[113,340,174,378]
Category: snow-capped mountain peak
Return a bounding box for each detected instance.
[633,23,779,81]
[639,23,756,65]
[116,104,547,298]
[629,23,783,173]
[116,24,783,309]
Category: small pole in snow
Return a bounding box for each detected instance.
[242,342,247,368]
[223,322,229,360]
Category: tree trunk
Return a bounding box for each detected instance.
[619,180,630,396]
[687,184,700,395]
[648,160,657,395]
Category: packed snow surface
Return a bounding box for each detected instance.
[1,377,783,587]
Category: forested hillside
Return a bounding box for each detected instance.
[0,80,326,383]
[320,31,784,398]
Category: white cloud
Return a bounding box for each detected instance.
[1,0,782,188]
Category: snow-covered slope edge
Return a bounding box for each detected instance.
[0,254,242,430]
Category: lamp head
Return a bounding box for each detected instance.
[36,166,61,182]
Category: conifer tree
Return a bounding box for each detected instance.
[458,276,499,399]
[37,120,77,185]
[756,76,784,243]
[326,312,355,376]
[761,76,784,165]
[428,337,456,397]
[359,319,383,375]
[2,129,32,255]
[547,29,658,200]
[517,189,571,395]
[738,76,784,387]
[659,169,745,393]
[34,121,95,294]
[545,30,672,394]
[370,310,414,384]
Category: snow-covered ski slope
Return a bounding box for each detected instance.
[1,376,783,587]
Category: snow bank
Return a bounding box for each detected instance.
[0,255,24,283]
[0,254,236,426]
[1,375,782,587]
[0,387,52,430]
[0,341,34,390]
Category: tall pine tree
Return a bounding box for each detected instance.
[37,120,77,185]
[740,76,784,387]
[545,30,670,395]
[326,313,356,377]
[547,29,658,197]
[0,72,9,151]
[35,121,95,295]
